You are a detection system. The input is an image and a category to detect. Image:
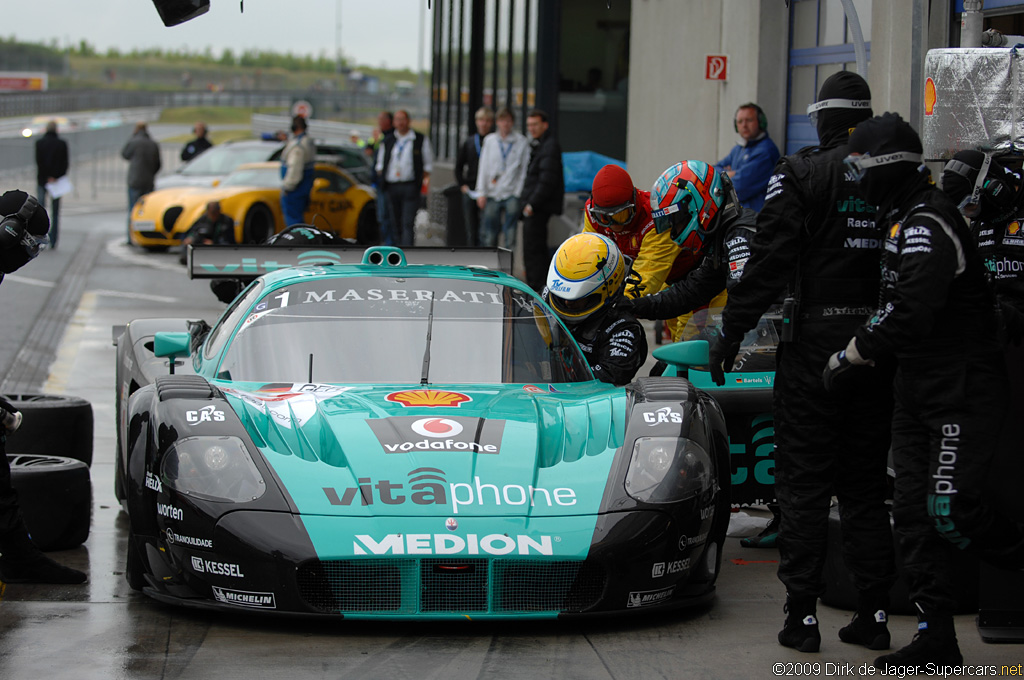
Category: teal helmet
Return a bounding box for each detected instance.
[650,160,729,252]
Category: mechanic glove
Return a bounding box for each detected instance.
[822,337,874,392]
[0,395,22,434]
[708,330,742,387]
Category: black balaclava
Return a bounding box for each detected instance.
[848,113,924,211]
[941,149,1021,222]
[815,71,873,148]
[0,190,50,276]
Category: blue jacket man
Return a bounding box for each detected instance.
[715,103,781,212]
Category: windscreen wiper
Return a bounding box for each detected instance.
[420,294,435,385]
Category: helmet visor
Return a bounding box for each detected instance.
[588,200,635,228]
[652,198,701,250]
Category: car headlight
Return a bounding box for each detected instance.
[625,437,713,504]
[161,436,266,503]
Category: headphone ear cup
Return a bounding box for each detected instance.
[0,216,24,248]
[757,107,768,132]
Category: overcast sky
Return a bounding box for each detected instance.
[14,0,432,71]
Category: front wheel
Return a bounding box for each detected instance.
[243,204,275,244]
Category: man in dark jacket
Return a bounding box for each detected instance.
[180,121,212,162]
[0,190,86,585]
[835,113,1024,670]
[35,120,69,249]
[121,122,162,245]
[520,109,564,292]
[941,150,1024,344]
[455,107,493,246]
[708,72,896,655]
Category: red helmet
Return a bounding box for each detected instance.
[588,164,637,230]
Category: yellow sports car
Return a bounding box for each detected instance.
[129,162,378,249]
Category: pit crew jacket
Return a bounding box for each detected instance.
[973,210,1024,343]
[626,206,758,320]
[582,189,699,299]
[720,136,882,343]
[520,129,564,216]
[854,180,999,362]
[571,308,648,385]
[715,134,781,212]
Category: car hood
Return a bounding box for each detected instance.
[220,383,627,520]
[136,185,273,216]
[156,174,223,190]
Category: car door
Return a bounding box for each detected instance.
[306,166,356,237]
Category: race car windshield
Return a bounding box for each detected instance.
[216,278,592,384]
[680,306,781,374]
[180,144,280,176]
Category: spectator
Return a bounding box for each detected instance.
[476,107,529,249]
[455,107,493,246]
[280,115,316,228]
[121,122,162,246]
[370,111,396,245]
[34,120,69,250]
[178,201,236,265]
[520,108,564,291]
[375,109,433,246]
[180,121,212,162]
[715,103,781,212]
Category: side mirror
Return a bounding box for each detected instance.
[154,332,191,374]
[652,340,710,369]
[151,0,210,27]
[312,178,330,193]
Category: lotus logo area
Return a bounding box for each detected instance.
[351,533,554,556]
[367,416,504,454]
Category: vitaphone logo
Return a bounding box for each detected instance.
[366,416,506,455]
[323,467,578,514]
[352,533,554,556]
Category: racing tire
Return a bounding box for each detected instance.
[2,393,94,466]
[821,503,979,615]
[356,202,380,245]
[8,454,91,551]
[243,203,275,244]
[142,245,169,253]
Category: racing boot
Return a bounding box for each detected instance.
[873,612,962,671]
[0,527,86,585]
[839,591,890,650]
[740,509,780,549]
[778,594,820,653]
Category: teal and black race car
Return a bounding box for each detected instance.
[115,246,732,619]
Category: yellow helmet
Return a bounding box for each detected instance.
[546,233,627,325]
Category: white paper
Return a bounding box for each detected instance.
[45,176,73,199]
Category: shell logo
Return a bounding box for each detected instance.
[890,222,902,240]
[386,389,472,408]
[1009,222,1021,236]
[924,78,936,116]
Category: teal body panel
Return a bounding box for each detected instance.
[218,381,627,558]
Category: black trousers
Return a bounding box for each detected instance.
[522,210,553,292]
[386,181,420,247]
[0,434,23,535]
[773,320,897,600]
[891,349,1024,614]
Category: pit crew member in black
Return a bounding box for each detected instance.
[708,72,896,654]
[0,190,86,584]
[544,233,647,385]
[941,150,1024,344]
[832,113,1024,671]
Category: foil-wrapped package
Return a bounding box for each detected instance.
[923,48,1023,160]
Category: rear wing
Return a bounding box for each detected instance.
[187,245,514,280]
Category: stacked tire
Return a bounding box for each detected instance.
[3,393,93,551]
